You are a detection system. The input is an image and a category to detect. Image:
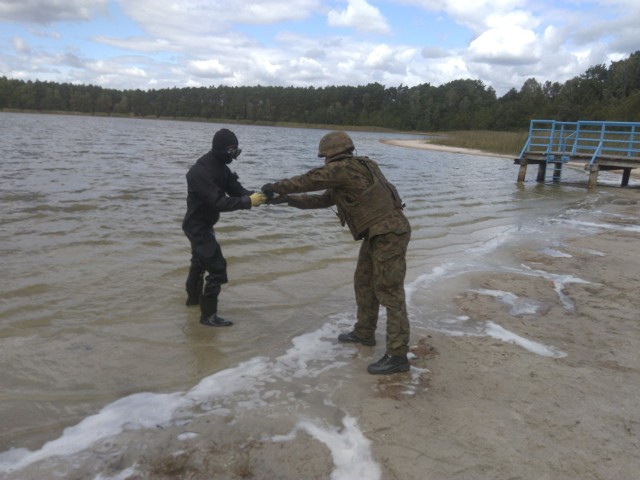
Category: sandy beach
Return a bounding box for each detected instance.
[375,139,640,479]
[380,138,515,159]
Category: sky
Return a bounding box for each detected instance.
[0,0,638,97]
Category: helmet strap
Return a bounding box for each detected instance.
[325,150,353,164]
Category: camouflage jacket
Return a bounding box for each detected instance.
[271,155,410,240]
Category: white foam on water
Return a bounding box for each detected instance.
[406,264,452,305]
[0,391,190,473]
[406,224,572,358]
[272,415,382,480]
[540,247,572,258]
[516,264,593,310]
[439,264,590,357]
[481,321,567,358]
[94,466,138,480]
[465,225,518,255]
[430,317,567,358]
[0,320,368,477]
[578,247,606,257]
[472,288,543,315]
[406,225,520,305]
[562,219,640,233]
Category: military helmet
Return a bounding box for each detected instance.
[317,131,354,158]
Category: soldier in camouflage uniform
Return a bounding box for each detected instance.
[262,131,411,375]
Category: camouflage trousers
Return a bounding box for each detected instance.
[353,230,411,356]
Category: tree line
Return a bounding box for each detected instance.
[1,51,639,131]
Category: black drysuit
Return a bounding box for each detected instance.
[182,150,253,317]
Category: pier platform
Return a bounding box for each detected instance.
[514,120,640,188]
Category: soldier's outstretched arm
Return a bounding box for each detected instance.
[286,191,333,209]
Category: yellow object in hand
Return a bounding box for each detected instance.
[250,192,267,207]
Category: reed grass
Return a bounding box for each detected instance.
[425,130,529,156]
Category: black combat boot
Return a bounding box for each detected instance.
[367,353,410,375]
[199,294,233,327]
[337,331,376,346]
[200,314,233,327]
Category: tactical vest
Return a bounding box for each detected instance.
[332,156,405,240]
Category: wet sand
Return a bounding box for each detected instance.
[371,206,640,479]
[374,137,640,479]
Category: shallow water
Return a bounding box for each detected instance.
[1,112,638,477]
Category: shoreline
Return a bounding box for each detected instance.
[381,138,514,159]
[3,190,639,480]
[114,192,640,480]
[382,138,640,180]
[138,192,640,480]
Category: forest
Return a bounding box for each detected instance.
[1,51,639,132]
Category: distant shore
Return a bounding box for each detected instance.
[381,138,514,158]
[382,137,640,180]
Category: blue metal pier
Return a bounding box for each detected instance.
[514,120,640,187]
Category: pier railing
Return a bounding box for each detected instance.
[515,119,640,187]
[519,120,640,164]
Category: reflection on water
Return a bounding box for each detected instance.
[0,112,634,458]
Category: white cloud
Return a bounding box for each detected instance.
[234,0,322,24]
[88,59,147,77]
[421,46,450,59]
[289,57,327,81]
[469,25,540,65]
[397,0,529,32]
[117,0,321,38]
[187,59,232,78]
[364,44,394,68]
[94,36,179,53]
[432,56,471,84]
[484,9,536,30]
[363,44,417,74]
[327,0,391,34]
[0,0,108,23]
[12,36,31,53]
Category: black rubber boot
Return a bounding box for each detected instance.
[367,353,410,375]
[185,266,204,306]
[199,292,232,327]
[337,331,376,346]
[185,278,203,306]
[200,314,233,327]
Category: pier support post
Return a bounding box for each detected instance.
[536,163,547,183]
[621,168,631,187]
[587,165,599,189]
[517,160,528,182]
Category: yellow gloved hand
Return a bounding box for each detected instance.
[250,192,267,207]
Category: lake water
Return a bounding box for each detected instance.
[0,112,637,478]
